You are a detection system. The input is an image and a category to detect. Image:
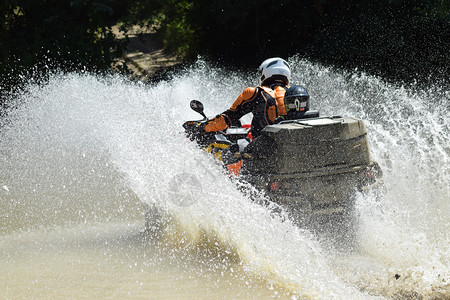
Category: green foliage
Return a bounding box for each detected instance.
[0,0,132,102]
[159,0,194,54]
[150,0,448,86]
[1,0,448,108]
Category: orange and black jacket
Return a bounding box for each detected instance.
[205,85,287,138]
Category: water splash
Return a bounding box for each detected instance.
[288,58,449,297]
[0,59,448,298]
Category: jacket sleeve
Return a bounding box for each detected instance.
[204,113,229,132]
[204,87,257,132]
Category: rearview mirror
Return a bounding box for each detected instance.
[190,100,204,114]
[190,100,208,120]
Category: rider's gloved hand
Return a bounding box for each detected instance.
[194,122,206,134]
[274,115,286,124]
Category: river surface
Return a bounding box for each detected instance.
[1,59,448,299]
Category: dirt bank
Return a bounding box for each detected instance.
[112,26,182,82]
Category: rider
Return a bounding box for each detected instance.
[243,85,316,162]
[203,57,291,138]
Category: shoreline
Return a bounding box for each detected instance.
[112,25,183,82]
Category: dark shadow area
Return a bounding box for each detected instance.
[125,32,163,54]
[1,0,448,113]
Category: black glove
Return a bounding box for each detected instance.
[190,122,206,136]
[274,115,286,124]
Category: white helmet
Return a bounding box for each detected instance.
[259,57,291,85]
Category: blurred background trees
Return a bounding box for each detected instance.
[1,0,449,107]
[179,0,449,86]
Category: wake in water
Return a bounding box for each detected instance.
[0,59,448,298]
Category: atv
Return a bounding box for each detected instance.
[182,100,383,228]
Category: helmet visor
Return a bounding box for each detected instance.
[285,96,309,112]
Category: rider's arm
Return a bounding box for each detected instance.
[203,113,229,132]
[204,87,258,132]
